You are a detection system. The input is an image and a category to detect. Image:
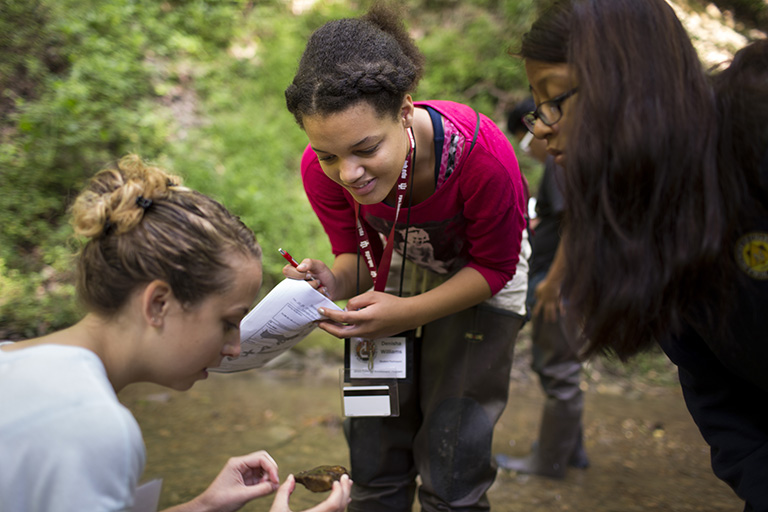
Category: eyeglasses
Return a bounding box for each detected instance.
[522,88,578,134]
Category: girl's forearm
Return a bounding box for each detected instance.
[400,267,492,328]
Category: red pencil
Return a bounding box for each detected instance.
[278,248,300,268]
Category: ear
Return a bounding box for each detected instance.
[141,280,174,328]
[400,94,415,128]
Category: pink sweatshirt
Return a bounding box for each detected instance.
[301,100,526,296]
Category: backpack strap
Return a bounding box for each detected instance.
[467,110,480,157]
[425,105,445,184]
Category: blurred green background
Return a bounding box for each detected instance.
[1,0,765,339]
[0,0,543,338]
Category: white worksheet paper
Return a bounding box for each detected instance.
[131,479,162,512]
[210,278,342,373]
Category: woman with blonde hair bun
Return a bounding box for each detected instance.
[0,155,352,512]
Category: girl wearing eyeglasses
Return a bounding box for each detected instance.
[519,0,768,509]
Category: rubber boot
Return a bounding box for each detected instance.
[495,396,587,479]
[496,429,589,476]
[568,431,590,469]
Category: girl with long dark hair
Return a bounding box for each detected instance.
[518,0,768,508]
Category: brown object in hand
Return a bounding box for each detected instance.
[294,465,349,492]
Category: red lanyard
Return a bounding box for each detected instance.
[354,127,415,292]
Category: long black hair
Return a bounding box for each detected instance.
[521,0,768,358]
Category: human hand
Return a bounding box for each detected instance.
[268,474,352,512]
[183,451,280,512]
[532,278,564,324]
[282,258,332,297]
[317,291,418,339]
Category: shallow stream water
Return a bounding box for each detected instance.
[120,337,743,512]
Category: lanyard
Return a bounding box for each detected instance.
[354,127,416,292]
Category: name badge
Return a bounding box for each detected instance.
[349,336,407,379]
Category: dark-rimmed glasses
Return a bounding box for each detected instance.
[522,88,578,134]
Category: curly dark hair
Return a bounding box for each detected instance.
[285,1,425,128]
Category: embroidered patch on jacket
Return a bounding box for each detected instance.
[735,232,768,280]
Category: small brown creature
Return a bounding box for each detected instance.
[294,465,349,492]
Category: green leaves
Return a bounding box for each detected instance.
[0,0,245,334]
[1,0,541,336]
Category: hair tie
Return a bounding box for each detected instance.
[136,196,153,210]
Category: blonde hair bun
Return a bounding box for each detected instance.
[70,154,183,238]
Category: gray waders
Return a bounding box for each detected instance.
[495,271,589,478]
[345,304,523,511]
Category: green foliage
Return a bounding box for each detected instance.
[515,151,545,197]
[162,3,354,290]
[709,0,768,31]
[0,0,246,333]
[1,0,246,257]
[1,0,540,338]
[0,255,81,339]
[0,0,67,116]
[414,1,533,117]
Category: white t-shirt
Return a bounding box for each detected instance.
[0,342,145,511]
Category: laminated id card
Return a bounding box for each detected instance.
[339,369,399,417]
[348,337,407,379]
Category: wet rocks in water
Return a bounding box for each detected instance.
[294,465,349,492]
